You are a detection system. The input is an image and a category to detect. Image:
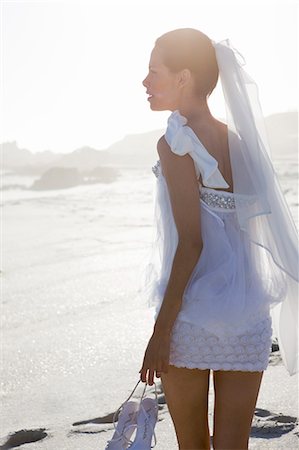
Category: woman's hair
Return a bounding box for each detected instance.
[155,28,219,98]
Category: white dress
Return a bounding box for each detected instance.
[151,160,273,372]
[144,112,279,372]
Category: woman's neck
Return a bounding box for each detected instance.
[176,97,216,128]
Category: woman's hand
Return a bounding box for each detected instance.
[139,331,171,385]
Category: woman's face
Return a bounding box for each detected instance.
[142,47,181,111]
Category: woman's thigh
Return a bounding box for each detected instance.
[212,370,264,450]
[161,364,211,449]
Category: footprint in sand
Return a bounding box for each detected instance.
[0,428,48,449]
[252,408,298,438]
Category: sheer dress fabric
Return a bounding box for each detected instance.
[143,111,276,371]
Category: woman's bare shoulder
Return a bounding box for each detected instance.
[157,135,169,155]
[156,135,177,167]
[156,134,197,183]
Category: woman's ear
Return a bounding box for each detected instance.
[177,68,192,88]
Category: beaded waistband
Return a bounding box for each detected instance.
[152,160,161,178]
[200,190,235,209]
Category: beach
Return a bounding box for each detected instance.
[1,159,298,449]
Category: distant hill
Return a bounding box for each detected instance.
[1,111,297,176]
[1,142,111,175]
[30,166,119,190]
[54,146,112,171]
[2,141,41,169]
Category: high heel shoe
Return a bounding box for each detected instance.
[105,400,139,450]
[104,380,159,450]
[127,385,159,450]
[127,397,158,449]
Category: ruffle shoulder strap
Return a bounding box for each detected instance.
[164,110,230,189]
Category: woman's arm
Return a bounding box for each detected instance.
[139,136,203,384]
[154,136,203,335]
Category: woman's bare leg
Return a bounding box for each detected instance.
[161,365,211,450]
[212,370,264,450]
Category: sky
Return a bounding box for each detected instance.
[0,0,298,153]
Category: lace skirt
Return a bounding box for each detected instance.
[169,315,273,372]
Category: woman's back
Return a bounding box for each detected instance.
[188,118,234,192]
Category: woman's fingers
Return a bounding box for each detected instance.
[148,369,155,385]
[138,333,171,383]
[139,364,166,383]
[139,367,148,383]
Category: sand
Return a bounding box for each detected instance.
[1,167,298,449]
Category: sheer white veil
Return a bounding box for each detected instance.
[213,39,298,375]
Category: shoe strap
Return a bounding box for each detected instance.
[111,380,143,446]
[111,380,159,448]
[136,381,159,448]
[139,381,158,410]
[126,400,158,449]
[112,379,142,430]
[139,400,158,448]
[106,423,137,448]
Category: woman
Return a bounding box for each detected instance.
[139,28,298,450]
